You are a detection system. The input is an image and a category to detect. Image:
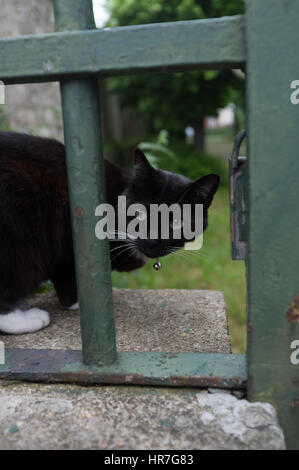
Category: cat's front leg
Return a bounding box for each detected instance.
[66,301,79,310]
[0,306,50,334]
[50,262,78,309]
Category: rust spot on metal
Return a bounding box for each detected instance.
[286,296,299,323]
[291,399,299,409]
[0,349,247,390]
[170,375,246,389]
[170,375,221,388]
[74,206,84,219]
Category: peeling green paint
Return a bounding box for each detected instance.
[246,0,299,450]
[0,15,245,85]
[0,349,247,390]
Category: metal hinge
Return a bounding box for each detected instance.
[229,129,247,260]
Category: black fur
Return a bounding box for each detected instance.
[0,131,219,312]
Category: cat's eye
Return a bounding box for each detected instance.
[170,218,184,230]
[135,209,147,221]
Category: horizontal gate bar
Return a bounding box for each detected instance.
[0,15,245,85]
[0,349,247,389]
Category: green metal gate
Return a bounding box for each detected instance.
[0,0,298,450]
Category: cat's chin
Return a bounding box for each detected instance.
[139,249,179,259]
[135,251,149,262]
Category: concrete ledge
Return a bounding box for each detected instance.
[0,290,286,450]
[0,384,285,450]
[0,289,231,353]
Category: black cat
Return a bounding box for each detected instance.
[0,131,219,334]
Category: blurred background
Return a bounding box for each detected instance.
[0,0,246,353]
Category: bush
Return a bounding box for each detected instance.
[138,131,228,187]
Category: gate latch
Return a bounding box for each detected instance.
[229,129,247,260]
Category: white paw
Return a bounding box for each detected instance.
[0,308,50,334]
[66,302,79,310]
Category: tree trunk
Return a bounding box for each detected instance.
[194,118,205,154]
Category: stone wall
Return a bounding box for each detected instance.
[1,0,63,140]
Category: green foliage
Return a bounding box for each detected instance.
[39,281,54,294]
[106,0,245,26]
[138,130,228,186]
[105,0,245,139]
[108,70,244,139]
[0,105,11,131]
[138,129,176,168]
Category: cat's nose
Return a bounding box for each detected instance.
[141,239,161,257]
[146,239,159,248]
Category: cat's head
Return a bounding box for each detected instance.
[122,149,219,259]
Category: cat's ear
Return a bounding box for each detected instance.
[192,174,220,207]
[134,149,154,179]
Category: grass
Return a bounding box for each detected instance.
[206,127,246,161]
[112,185,247,354]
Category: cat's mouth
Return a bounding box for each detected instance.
[138,244,180,259]
[140,251,167,259]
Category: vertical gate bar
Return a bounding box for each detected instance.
[53,0,116,366]
[246,0,299,449]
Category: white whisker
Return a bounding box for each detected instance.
[110,242,135,253]
[111,244,136,261]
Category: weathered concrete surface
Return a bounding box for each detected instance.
[0,289,231,353]
[196,392,286,450]
[0,290,285,450]
[0,384,285,450]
